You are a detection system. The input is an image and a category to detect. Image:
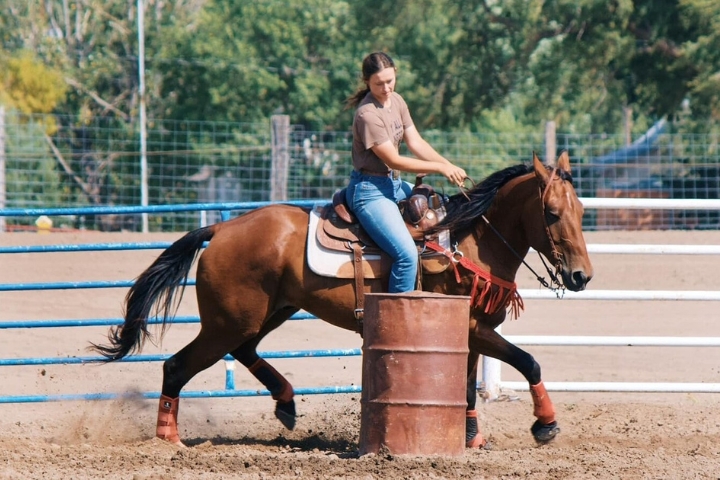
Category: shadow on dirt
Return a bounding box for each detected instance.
[184,433,359,456]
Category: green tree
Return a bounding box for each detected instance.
[1,0,718,135]
[0,50,67,114]
[512,0,719,134]
[154,0,359,129]
[676,0,720,129]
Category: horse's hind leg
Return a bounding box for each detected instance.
[470,325,560,444]
[158,327,248,446]
[464,351,488,448]
[230,307,299,430]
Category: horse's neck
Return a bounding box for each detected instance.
[451,229,520,284]
[465,180,535,281]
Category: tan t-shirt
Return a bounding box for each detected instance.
[351,92,414,173]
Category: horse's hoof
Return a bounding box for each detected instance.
[531,420,560,444]
[464,410,490,449]
[466,434,492,450]
[275,399,296,430]
[156,435,187,448]
[466,433,484,449]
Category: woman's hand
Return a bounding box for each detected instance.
[441,164,468,187]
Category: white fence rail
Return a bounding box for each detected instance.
[483,196,720,398]
[587,244,720,254]
[520,289,720,300]
[499,382,720,394]
[579,197,720,210]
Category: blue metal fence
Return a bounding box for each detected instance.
[0,201,364,404]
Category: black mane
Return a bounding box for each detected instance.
[430,163,534,236]
[430,162,574,236]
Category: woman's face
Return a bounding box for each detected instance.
[367,67,396,104]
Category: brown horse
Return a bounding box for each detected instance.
[91,151,593,448]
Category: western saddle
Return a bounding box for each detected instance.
[315,175,451,327]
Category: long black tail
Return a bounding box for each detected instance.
[90,225,216,362]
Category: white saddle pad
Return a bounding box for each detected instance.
[306,206,385,279]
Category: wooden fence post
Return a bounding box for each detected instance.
[270,115,290,202]
[545,120,556,165]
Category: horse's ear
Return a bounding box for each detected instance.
[557,150,570,172]
[533,151,549,183]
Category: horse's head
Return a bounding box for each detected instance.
[428,155,593,293]
[529,151,593,291]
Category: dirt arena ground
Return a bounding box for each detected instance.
[1,229,720,479]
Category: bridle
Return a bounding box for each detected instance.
[460,170,566,297]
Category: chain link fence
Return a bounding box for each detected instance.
[1,110,718,232]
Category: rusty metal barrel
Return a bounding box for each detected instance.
[359,292,470,457]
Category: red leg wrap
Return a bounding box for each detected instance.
[248,358,294,403]
[465,409,487,448]
[157,394,184,446]
[529,381,556,424]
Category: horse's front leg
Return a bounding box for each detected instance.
[470,324,560,444]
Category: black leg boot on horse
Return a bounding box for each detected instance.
[232,345,297,430]
[464,352,489,449]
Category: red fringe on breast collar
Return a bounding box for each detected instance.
[425,242,524,319]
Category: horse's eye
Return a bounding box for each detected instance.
[545,211,560,225]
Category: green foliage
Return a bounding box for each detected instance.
[676,0,720,129]
[0,50,66,114]
[2,0,719,133]
[153,0,358,129]
[1,0,719,217]
[4,111,65,208]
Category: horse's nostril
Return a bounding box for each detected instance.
[572,271,588,286]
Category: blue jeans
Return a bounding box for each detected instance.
[346,170,417,293]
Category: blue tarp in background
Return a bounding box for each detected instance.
[594,118,667,167]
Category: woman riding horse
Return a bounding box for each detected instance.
[91,151,593,449]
